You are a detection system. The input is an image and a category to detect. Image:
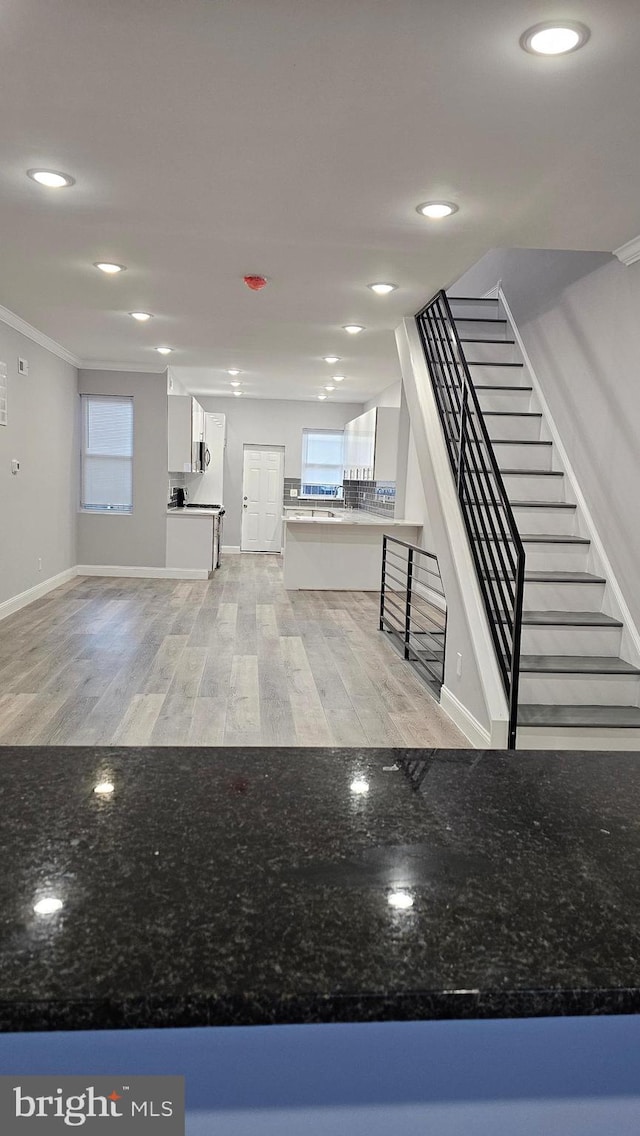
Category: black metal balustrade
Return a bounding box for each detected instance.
[415,290,525,749]
[380,535,447,699]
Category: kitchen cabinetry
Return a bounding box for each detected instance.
[166,513,220,574]
[168,395,206,473]
[343,407,399,482]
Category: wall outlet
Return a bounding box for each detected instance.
[456,652,462,677]
[18,357,28,376]
[38,558,43,572]
[10,458,20,474]
[289,488,298,497]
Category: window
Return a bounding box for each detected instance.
[81,395,133,513]
[301,428,344,498]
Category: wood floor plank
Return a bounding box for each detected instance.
[0,554,466,748]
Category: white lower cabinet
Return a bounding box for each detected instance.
[166,516,215,573]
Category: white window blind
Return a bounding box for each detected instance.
[301,428,344,495]
[81,395,133,513]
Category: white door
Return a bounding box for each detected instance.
[241,447,284,552]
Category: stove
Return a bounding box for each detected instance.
[186,503,222,509]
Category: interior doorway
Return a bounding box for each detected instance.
[241,445,285,552]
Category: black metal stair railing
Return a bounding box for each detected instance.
[380,535,447,699]
[415,290,525,749]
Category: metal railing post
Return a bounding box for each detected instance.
[379,534,387,631]
[404,547,414,659]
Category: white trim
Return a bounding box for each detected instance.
[440,686,492,748]
[77,564,209,580]
[80,360,168,373]
[498,285,640,664]
[614,234,640,266]
[481,280,501,299]
[0,304,80,367]
[0,567,78,623]
[222,545,241,554]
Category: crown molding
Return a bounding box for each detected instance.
[79,360,167,373]
[0,303,80,367]
[614,234,640,266]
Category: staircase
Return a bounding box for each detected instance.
[423,293,640,748]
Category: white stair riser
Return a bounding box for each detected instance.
[495,443,552,470]
[516,727,640,750]
[523,580,605,610]
[519,673,640,706]
[512,508,577,535]
[468,364,528,387]
[485,415,542,441]
[476,388,533,412]
[520,625,622,656]
[454,319,511,340]
[463,340,520,364]
[502,473,565,502]
[449,302,503,320]
[523,543,589,571]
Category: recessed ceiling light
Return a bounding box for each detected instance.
[343,324,365,334]
[318,394,327,400]
[388,891,414,910]
[129,312,153,322]
[520,21,590,55]
[94,262,126,274]
[33,897,63,915]
[27,169,75,188]
[416,201,458,219]
[230,381,241,388]
[368,283,397,295]
[333,375,345,382]
[155,346,172,355]
[227,369,242,376]
[233,390,243,397]
[323,356,341,364]
[325,385,335,392]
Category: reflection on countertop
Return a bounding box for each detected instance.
[0,744,639,1032]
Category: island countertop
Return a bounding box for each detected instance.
[283,510,422,526]
[0,745,639,1033]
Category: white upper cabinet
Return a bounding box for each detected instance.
[168,395,206,472]
[343,407,399,482]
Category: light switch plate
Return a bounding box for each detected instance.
[289,488,298,497]
[18,357,28,376]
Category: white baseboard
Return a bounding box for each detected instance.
[0,567,78,623]
[440,686,495,748]
[222,546,241,554]
[77,565,209,580]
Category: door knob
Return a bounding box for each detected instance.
[243,504,248,509]
[243,496,248,500]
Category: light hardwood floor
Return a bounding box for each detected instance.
[0,555,465,748]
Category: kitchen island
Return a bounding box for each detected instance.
[1,744,639,1134]
[0,743,639,1030]
[282,509,422,590]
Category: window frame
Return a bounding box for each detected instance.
[300,427,345,500]
[80,393,134,515]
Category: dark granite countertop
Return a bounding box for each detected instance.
[0,745,639,1032]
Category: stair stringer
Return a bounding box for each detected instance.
[498,285,640,677]
[395,316,509,748]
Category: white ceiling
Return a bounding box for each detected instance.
[1,0,640,402]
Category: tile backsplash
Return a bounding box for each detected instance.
[344,480,396,517]
[283,477,344,508]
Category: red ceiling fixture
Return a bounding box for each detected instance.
[243,275,268,291]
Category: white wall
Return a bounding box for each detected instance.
[197,396,363,547]
[364,383,401,412]
[0,323,78,606]
[451,248,640,630]
[77,370,168,568]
